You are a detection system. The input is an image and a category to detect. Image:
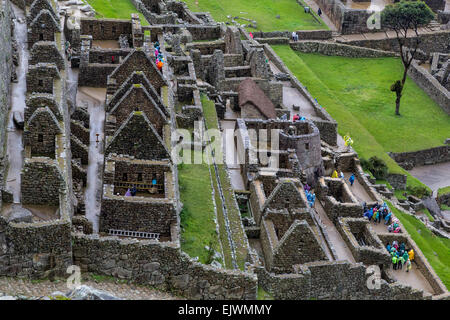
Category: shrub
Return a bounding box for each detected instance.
[407,185,431,199]
[361,156,388,180]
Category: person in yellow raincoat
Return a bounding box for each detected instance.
[332,170,338,178]
[408,249,414,262]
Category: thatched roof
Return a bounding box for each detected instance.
[238,78,276,119]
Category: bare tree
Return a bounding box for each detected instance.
[381,1,434,115]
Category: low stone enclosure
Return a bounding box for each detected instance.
[0,0,449,300]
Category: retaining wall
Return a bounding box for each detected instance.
[407,60,450,115]
[256,261,430,299]
[388,145,450,169]
[72,234,257,300]
[290,41,396,58]
[337,30,450,56]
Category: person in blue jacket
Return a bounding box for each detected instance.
[349,174,355,186]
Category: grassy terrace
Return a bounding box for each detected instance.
[387,201,450,289]
[178,151,222,265]
[86,0,150,26]
[272,45,450,192]
[202,95,249,270]
[182,0,327,32]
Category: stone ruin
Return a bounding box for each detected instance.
[430,52,450,90]
[0,0,448,300]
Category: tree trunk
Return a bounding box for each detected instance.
[395,63,409,116]
[395,93,401,115]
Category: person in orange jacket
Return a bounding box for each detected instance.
[157,60,163,71]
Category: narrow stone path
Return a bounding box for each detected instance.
[5,4,28,203]
[314,200,356,262]
[343,172,375,203]
[76,87,107,232]
[302,0,338,31]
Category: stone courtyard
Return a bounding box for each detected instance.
[0,0,448,301]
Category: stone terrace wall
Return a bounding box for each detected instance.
[388,145,450,169]
[263,44,338,145]
[337,30,450,56]
[72,234,257,300]
[0,0,13,185]
[256,261,430,300]
[407,60,450,115]
[290,41,396,58]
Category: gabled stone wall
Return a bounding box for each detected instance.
[21,158,65,206]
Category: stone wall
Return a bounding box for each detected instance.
[407,60,450,115]
[28,9,59,48]
[425,0,446,12]
[105,112,170,160]
[437,10,450,24]
[377,232,447,295]
[71,135,89,165]
[256,261,430,299]
[336,217,391,267]
[80,18,132,41]
[290,41,396,58]
[337,30,450,55]
[72,234,257,299]
[21,158,65,206]
[26,93,62,121]
[388,145,450,169]
[108,85,167,134]
[24,107,61,157]
[70,120,90,146]
[26,63,60,94]
[29,41,65,71]
[78,63,117,87]
[0,216,72,278]
[100,196,176,236]
[387,173,407,190]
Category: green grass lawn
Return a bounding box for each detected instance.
[387,201,450,289]
[179,152,223,265]
[182,0,327,32]
[202,95,249,270]
[272,45,450,191]
[86,0,150,26]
